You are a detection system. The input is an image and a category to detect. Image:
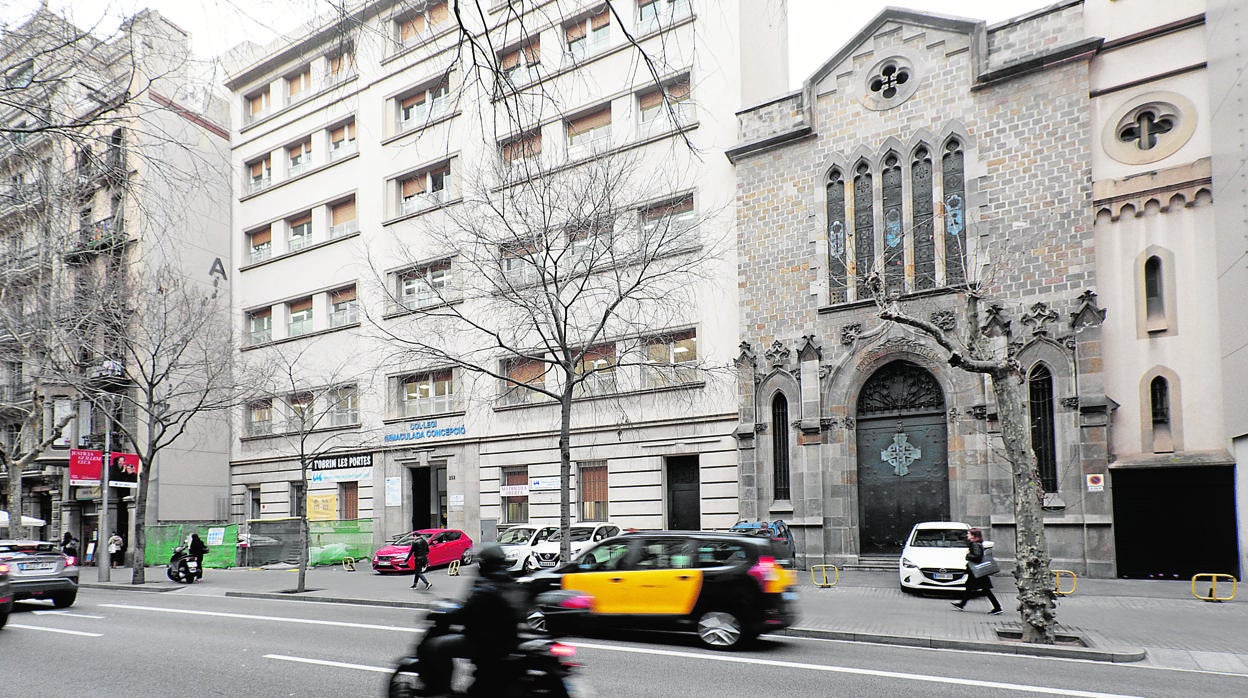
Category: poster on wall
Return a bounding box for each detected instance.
[385,477,401,507]
[307,493,338,521]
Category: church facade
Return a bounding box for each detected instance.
[728,1,1240,579]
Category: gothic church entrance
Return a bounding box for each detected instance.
[856,361,950,553]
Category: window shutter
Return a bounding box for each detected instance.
[591,9,610,29]
[565,22,586,42]
[580,464,607,502]
[638,90,664,110]
[508,358,545,385]
[289,298,313,313]
[329,54,343,74]
[429,1,449,24]
[288,69,308,96]
[331,286,356,304]
[500,48,520,70]
[402,175,426,196]
[251,307,271,320]
[249,90,268,114]
[249,227,271,245]
[330,124,345,142]
[504,467,528,486]
[289,213,312,228]
[249,160,266,177]
[400,14,425,40]
[523,39,541,64]
[331,199,356,225]
[567,107,611,135]
[288,141,309,159]
[402,92,427,109]
[667,80,690,101]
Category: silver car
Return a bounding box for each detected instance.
[0,540,79,608]
[1,559,12,628]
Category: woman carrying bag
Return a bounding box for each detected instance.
[951,527,1003,615]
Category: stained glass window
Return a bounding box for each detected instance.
[1028,364,1058,493]
[771,394,790,501]
[853,162,874,300]
[911,147,935,290]
[942,139,966,286]
[827,169,847,303]
[882,153,904,296]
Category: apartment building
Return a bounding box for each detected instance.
[1,8,232,548]
[226,0,787,547]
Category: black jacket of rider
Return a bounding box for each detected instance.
[444,574,521,658]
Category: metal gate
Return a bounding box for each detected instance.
[855,361,949,554]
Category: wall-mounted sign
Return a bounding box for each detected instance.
[311,454,374,470]
[68,449,139,488]
[385,477,402,507]
[309,467,371,484]
[500,485,529,497]
[1086,473,1105,492]
[206,527,226,546]
[307,493,338,521]
[383,419,467,443]
[530,477,560,490]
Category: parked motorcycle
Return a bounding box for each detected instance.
[388,590,593,698]
[166,544,200,584]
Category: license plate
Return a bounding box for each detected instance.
[934,573,954,580]
[781,591,798,602]
[20,562,55,571]
[187,561,199,569]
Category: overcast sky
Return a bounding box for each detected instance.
[4,0,1051,88]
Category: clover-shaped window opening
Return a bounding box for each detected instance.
[869,62,910,100]
[1117,108,1176,151]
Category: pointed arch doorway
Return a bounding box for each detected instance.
[856,360,950,553]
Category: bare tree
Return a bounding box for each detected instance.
[371,149,725,561]
[238,345,372,592]
[52,262,234,584]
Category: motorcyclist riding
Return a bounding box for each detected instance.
[417,542,522,696]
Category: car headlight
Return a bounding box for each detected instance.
[504,550,519,559]
[901,557,918,569]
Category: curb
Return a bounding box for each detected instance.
[79,582,182,593]
[781,626,1148,663]
[225,590,436,610]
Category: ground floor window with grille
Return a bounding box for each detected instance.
[501,466,528,523]
[578,462,608,521]
[339,481,358,520]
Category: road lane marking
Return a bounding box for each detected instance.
[8,624,102,637]
[569,641,1140,698]
[32,610,105,619]
[100,603,420,633]
[265,654,392,674]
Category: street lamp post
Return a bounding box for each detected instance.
[97,418,112,582]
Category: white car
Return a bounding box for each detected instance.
[497,524,557,572]
[898,521,993,593]
[528,522,623,569]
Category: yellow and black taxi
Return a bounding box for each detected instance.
[524,531,798,649]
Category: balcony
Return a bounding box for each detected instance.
[288,160,311,177]
[0,382,33,406]
[246,175,272,195]
[0,247,50,281]
[249,245,272,265]
[0,181,43,211]
[329,219,358,238]
[329,140,357,161]
[329,306,358,327]
[400,189,446,215]
[247,328,271,346]
[64,216,126,264]
[245,420,273,437]
[86,358,127,388]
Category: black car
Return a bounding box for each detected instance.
[0,540,79,609]
[524,531,798,649]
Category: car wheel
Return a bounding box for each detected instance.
[899,582,917,594]
[697,610,746,650]
[460,549,474,566]
[523,556,539,572]
[526,607,547,633]
[0,605,9,629]
[52,591,77,609]
[387,666,422,698]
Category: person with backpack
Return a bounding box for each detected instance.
[408,534,432,590]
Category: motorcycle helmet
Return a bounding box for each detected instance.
[475,543,509,576]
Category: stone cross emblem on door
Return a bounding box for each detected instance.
[881,432,921,477]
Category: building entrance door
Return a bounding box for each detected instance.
[410,463,448,531]
[666,455,700,530]
[855,361,949,554]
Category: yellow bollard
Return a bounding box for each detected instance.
[1053,569,1077,596]
[341,557,357,572]
[1191,573,1237,602]
[810,564,839,588]
[449,560,461,577]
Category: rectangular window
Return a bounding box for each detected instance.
[400,165,450,215]
[326,385,360,426]
[501,466,528,523]
[330,198,357,237]
[398,2,448,47]
[399,91,427,130]
[288,139,312,176]
[402,369,456,417]
[288,392,314,431]
[398,12,426,45]
[288,213,312,251]
[639,79,692,127]
[287,297,313,337]
[247,487,262,520]
[500,132,542,174]
[637,0,691,33]
[247,308,272,345]
[326,51,354,83]
[330,286,358,327]
[247,399,273,437]
[329,121,357,159]
[640,194,695,238]
[398,260,451,309]
[500,39,541,86]
[642,329,697,388]
[339,481,359,520]
[566,107,611,155]
[247,156,272,193]
[500,240,539,287]
[565,10,610,62]
[575,344,617,397]
[248,226,272,264]
[286,67,311,101]
[5,61,34,89]
[246,87,270,123]
[501,356,546,405]
[578,462,608,521]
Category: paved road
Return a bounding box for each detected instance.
[4,587,1247,697]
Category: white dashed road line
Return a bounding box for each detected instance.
[264,654,393,674]
[32,610,105,619]
[7,624,103,637]
[100,603,420,633]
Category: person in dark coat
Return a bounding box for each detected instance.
[951,527,1003,615]
[189,533,209,580]
[408,534,432,590]
[61,532,79,560]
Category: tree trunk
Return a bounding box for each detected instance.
[131,457,151,584]
[991,368,1056,643]
[3,455,25,540]
[558,387,573,563]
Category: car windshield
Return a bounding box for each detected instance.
[0,541,55,553]
[393,533,429,547]
[497,528,534,545]
[547,528,593,543]
[910,529,966,547]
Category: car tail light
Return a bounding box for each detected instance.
[748,555,780,591]
[0,563,9,575]
[549,643,577,658]
[63,555,77,567]
[559,593,594,610]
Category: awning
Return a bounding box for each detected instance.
[0,510,48,527]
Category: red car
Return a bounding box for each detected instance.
[371,529,474,573]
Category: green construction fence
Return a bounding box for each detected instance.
[143,524,239,568]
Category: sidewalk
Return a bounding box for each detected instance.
[80,565,1248,674]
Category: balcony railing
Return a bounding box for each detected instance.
[288,160,311,177]
[330,306,358,327]
[329,141,357,161]
[0,382,33,404]
[247,328,271,346]
[65,216,125,262]
[249,246,272,264]
[401,189,446,215]
[329,219,358,238]
[247,175,272,194]
[0,182,42,209]
[246,420,273,437]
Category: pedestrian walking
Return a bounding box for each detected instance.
[61,532,78,559]
[951,527,1003,615]
[108,532,124,569]
[409,534,432,591]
